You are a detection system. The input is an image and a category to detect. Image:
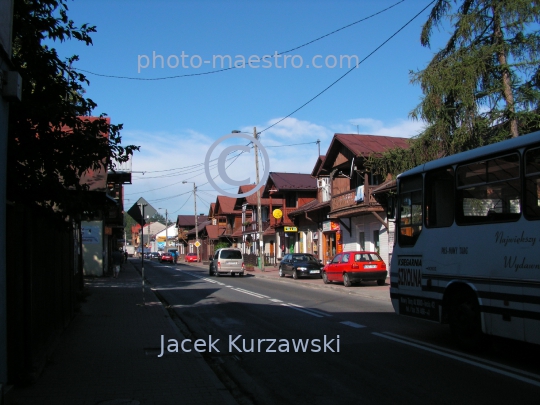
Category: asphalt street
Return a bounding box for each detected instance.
[134,259,540,405]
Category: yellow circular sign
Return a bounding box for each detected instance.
[273,209,283,219]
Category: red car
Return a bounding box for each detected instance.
[323,251,387,287]
[159,252,174,263]
[185,252,198,263]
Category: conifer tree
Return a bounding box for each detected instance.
[368,0,540,176]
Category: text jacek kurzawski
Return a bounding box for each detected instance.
[157,334,340,356]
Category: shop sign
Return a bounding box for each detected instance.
[284,226,297,232]
[322,220,340,232]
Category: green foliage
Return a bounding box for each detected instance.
[8,0,139,219]
[214,242,230,252]
[369,0,540,177]
[149,212,166,224]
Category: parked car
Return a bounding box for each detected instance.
[322,251,387,287]
[185,252,198,263]
[279,253,323,279]
[159,252,174,263]
[209,248,244,276]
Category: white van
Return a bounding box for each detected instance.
[209,248,245,277]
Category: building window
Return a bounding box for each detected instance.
[373,230,380,253]
[285,193,296,208]
[358,231,365,250]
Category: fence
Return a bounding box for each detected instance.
[6,203,83,384]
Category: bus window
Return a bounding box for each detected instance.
[456,153,521,224]
[425,167,454,227]
[525,147,540,220]
[398,175,422,246]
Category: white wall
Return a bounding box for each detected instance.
[341,213,393,265]
[82,220,104,276]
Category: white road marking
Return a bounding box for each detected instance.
[373,332,540,388]
[287,303,332,317]
[234,288,270,298]
[281,303,323,318]
[340,321,365,328]
[232,288,268,299]
[181,269,333,316]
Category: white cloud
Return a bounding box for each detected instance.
[246,117,332,143]
[122,116,422,216]
[346,118,426,138]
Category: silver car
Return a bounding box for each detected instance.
[209,248,245,276]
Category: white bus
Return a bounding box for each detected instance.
[390,130,540,349]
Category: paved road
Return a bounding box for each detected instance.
[137,259,540,405]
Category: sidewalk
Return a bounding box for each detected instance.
[5,261,237,405]
[188,261,392,302]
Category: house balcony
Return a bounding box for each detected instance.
[222,224,234,235]
[330,186,378,213]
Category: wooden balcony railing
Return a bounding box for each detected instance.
[330,186,378,212]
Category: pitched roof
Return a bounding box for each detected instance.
[205,224,223,239]
[215,195,242,214]
[311,156,327,177]
[176,214,208,227]
[332,134,409,158]
[266,172,317,191]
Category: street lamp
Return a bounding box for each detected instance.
[232,128,264,271]
[182,181,199,262]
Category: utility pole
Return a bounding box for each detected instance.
[165,209,168,250]
[183,181,199,262]
[194,186,199,262]
[138,203,147,306]
[254,127,264,271]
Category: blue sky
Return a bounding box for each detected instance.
[54,0,448,217]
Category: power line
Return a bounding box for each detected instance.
[130,139,317,186]
[170,194,192,214]
[72,1,406,81]
[131,149,248,180]
[258,0,436,135]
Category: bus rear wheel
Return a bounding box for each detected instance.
[449,289,484,351]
